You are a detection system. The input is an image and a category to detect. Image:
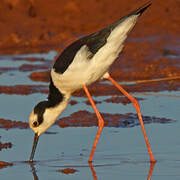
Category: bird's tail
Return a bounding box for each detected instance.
[110,1,152,30]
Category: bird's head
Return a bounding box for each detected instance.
[29,101,54,136]
[29,98,69,162]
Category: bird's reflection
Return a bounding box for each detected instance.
[89,162,98,180]
[29,162,39,180]
[29,160,156,180]
[89,161,156,180]
[147,161,156,180]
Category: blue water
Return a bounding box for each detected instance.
[0,51,180,180]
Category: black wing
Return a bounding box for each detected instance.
[53,2,151,74]
[53,28,112,74]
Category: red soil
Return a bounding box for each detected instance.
[0,0,179,97]
[0,0,179,53]
[69,100,78,106]
[0,118,28,129]
[0,161,13,169]
[57,168,77,174]
[29,70,50,82]
[0,85,48,95]
[56,110,173,128]
[0,136,12,151]
[1,78,179,96]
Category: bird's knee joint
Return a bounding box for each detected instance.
[98,121,104,128]
[132,98,139,108]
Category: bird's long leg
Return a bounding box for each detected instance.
[107,75,156,162]
[83,85,104,162]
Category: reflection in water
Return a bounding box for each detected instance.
[89,162,98,180]
[30,162,39,180]
[28,160,156,180]
[89,161,156,180]
[147,161,156,180]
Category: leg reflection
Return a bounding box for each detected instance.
[89,162,98,180]
[147,161,156,180]
[88,161,156,180]
[29,162,39,180]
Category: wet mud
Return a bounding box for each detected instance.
[0,161,13,169]
[0,85,48,95]
[56,110,174,128]
[0,118,28,130]
[0,0,179,53]
[57,168,77,174]
[0,137,12,151]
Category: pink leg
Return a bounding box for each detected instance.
[107,75,156,162]
[83,85,104,162]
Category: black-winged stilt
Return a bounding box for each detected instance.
[29,2,155,163]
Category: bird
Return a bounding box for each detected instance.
[29,2,156,163]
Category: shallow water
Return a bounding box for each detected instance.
[0,49,180,179]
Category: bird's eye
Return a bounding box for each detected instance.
[32,121,39,127]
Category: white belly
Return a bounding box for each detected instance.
[51,45,121,94]
[51,56,114,94]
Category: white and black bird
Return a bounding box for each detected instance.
[29,2,156,163]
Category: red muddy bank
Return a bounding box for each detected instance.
[0,0,179,53]
[0,111,173,130]
[27,40,180,83]
[0,0,179,97]
[56,110,173,128]
[0,79,180,96]
[57,168,77,174]
[0,85,47,95]
[0,118,28,130]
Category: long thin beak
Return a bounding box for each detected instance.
[29,133,39,162]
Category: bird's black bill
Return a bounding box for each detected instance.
[29,133,39,162]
